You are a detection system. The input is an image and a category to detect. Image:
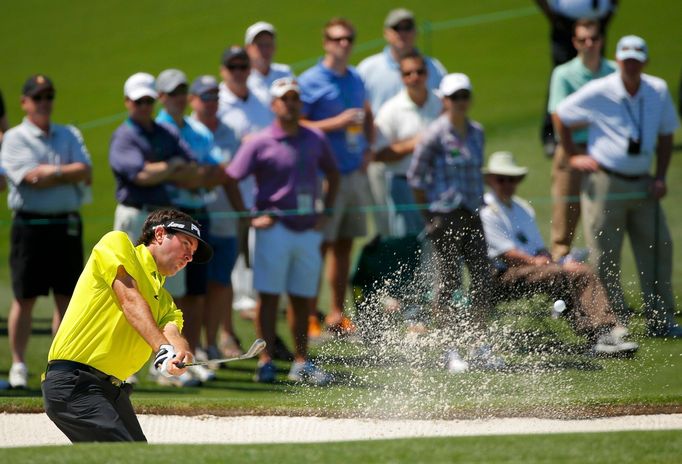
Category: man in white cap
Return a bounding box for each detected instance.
[556,35,681,337]
[358,7,447,236]
[408,73,495,343]
[224,77,340,384]
[480,151,638,358]
[244,21,294,105]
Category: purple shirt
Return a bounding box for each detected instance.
[226,123,338,231]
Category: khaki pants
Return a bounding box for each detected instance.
[550,144,584,261]
[497,262,617,337]
[581,169,674,331]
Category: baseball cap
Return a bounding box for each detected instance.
[160,219,213,263]
[384,8,415,28]
[616,35,648,62]
[190,75,219,96]
[124,72,158,100]
[156,69,188,93]
[245,21,276,45]
[222,46,249,66]
[439,73,472,97]
[270,77,300,98]
[23,74,55,97]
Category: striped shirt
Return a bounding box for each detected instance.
[407,114,485,213]
[557,72,679,175]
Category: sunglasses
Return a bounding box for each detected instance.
[575,34,602,44]
[31,93,55,102]
[326,35,355,44]
[494,175,522,184]
[392,22,415,33]
[134,97,156,106]
[401,68,426,77]
[227,63,250,71]
[198,93,219,102]
[279,94,300,103]
[168,86,188,97]
[448,90,471,101]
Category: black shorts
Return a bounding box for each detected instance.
[181,207,209,296]
[10,211,83,299]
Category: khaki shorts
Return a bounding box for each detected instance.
[323,170,370,242]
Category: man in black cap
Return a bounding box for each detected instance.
[1,75,92,388]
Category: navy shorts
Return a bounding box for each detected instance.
[207,235,238,286]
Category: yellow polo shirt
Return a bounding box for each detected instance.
[48,231,184,380]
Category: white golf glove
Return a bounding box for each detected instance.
[154,344,177,378]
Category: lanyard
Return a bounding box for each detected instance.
[622,97,644,141]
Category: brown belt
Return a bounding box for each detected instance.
[598,165,647,181]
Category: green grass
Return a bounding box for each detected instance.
[2,0,682,445]
[4,430,682,463]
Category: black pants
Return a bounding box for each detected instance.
[42,365,146,443]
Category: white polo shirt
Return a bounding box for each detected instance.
[480,192,546,261]
[557,72,679,176]
[218,82,274,141]
[374,89,443,175]
[247,63,294,105]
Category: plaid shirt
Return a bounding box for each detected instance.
[407,114,485,213]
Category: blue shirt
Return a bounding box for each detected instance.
[109,118,194,207]
[358,46,447,114]
[298,61,367,174]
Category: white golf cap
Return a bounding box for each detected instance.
[616,35,648,62]
[156,69,188,93]
[439,73,472,97]
[245,21,276,45]
[124,72,158,100]
[270,77,299,98]
[482,151,528,177]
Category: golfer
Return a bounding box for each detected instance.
[42,208,213,442]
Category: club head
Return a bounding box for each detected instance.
[245,339,266,358]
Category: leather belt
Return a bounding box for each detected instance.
[47,360,123,387]
[599,165,647,181]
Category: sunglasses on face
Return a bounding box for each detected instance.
[227,63,250,71]
[326,35,355,44]
[401,68,426,77]
[494,175,522,184]
[575,34,602,44]
[392,22,415,33]
[168,86,188,97]
[448,90,471,101]
[134,97,156,106]
[31,93,55,102]
[198,93,219,102]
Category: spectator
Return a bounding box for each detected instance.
[156,69,224,384]
[536,0,618,155]
[556,35,681,337]
[245,21,294,105]
[110,72,196,241]
[298,17,373,336]
[43,208,211,442]
[548,19,616,262]
[224,78,340,384]
[218,45,273,316]
[373,50,443,236]
[358,8,447,236]
[480,151,638,356]
[408,73,495,346]
[1,75,92,388]
[188,75,243,359]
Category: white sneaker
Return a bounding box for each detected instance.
[9,362,28,388]
[446,349,469,374]
[155,371,202,387]
[594,326,639,356]
[233,295,258,312]
[189,364,216,382]
[288,361,332,386]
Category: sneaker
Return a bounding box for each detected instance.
[469,344,506,371]
[189,364,216,382]
[234,295,258,312]
[156,371,202,387]
[288,361,332,386]
[594,326,639,356]
[648,321,682,338]
[326,316,356,336]
[308,315,322,339]
[9,362,28,389]
[446,349,469,374]
[254,361,277,383]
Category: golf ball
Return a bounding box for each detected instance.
[553,299,566,313]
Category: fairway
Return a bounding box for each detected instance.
[2,0,682,460]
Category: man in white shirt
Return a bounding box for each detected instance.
[556,35,681,337]
[374,50,442,236]
[480,151,637,356]
[244,21,294,105]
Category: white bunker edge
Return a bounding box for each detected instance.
[2,413,682,447]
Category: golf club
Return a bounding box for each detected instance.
[176,338,266,368]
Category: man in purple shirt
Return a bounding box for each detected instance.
[225,78,340,385]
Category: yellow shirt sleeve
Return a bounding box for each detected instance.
[157,288,184,333]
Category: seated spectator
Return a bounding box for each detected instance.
[224,78,340,384]
[480,151,638,356]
